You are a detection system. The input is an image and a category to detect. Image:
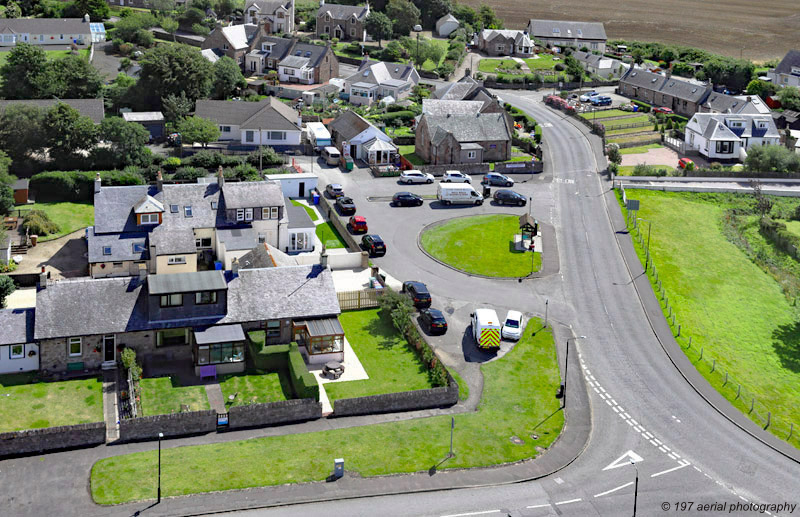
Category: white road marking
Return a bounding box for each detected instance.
[603,450,644,471]
[605,399,614,407]
[598,392,607,400]
[593,387,600,394]
[642,432,653,439]
[668,453,677,460]
[629,418,638,426]
[526,503,552,509]
[594,482,634,498]
[740,496,749,502]
[598,386,606,393]
[555,498,582,505]
[693,466,702,472]
[612,406,620,413]
[633,425,644,433]
[610,399,617,405]
[554,477,564,484]
[651,461,691,478]
[649,439,659,447]
[622,413,631,420]
[441,511,500,517]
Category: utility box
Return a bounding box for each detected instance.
[334,458,344,479]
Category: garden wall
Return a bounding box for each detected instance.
[118,410,217,442]
[0,422,105,457]
[420,163,491,176]
[318,194,363,252]
[331,376,458,417]
[228,398,321,429]
[494,161,543,174]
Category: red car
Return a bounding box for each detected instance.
[653,106,674,115]
[678,158,695,169]
[348,215,368,233]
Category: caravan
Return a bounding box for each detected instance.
[306,122,332,150]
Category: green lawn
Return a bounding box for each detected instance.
[601,115,651,128]
[290,199,319,222]
[580,109,637,120]
[606,125,655,137]
[15,202,94,241]
[616,164,672,176]
[421,215,542,277]
[609,134,662,145]
[619,143,664,155]
[0,48,90,68]
[784,220,800,239]
[315,221,347,249]
[398,144,425,166]
[219,372,292,407]
[619,191,800,448]
[450,370,469,401]
[324,309,433,403]
[478,55,558,73]
[138,377,210,416]
[90,318,563,504]
[0,374,103,432]
[421,39,448,71]
[524,55,559,70]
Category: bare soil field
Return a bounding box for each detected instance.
[464,0,800,61]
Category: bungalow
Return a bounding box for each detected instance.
[0,308,37,375]
[767,50,800,88]
[0,16,97,47]
[316,0,369,41]
[700,93,770,115]
[202,23,266,68]
[435,14,459,38]
[243,0,295,34]
[283,196,315,253]
[618,68,711,118]
[684,113,780,162]
[431,76,502,111]
[344,59,419,106]
[0,99,105,124]
[328,110,397,166]
[194,98,302,147]
[476,29,533,57]
[245,36,338,84]
[571,50,626,78]
[415,112,512,165]
[526,19,607,53]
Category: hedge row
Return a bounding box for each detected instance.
[372,110,416,123]
[288,343,319,400]
[30,170,145,202]
[760,218,800,260]
[248,340,291,371]
[632,100,652,113]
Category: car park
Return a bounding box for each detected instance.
[360,234,386,257]
[325,183,344,198]
[400,170,434,184]
[335,196,356,215]
[493,189,527,206]
[501,310,524,341]
[392,192,424,206]
[402,281,432,309]
[579,91,599,102]
[419,308,448,335]
[482,173,514,187]
[442,171,471,183]
[348,215,368,233]
[653,106,674,115]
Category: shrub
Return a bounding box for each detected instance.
[288,343,319,400]
[121,348,143,381]
[30,170,145,202]
[436,62,455,78]
[632,100,651,113]
[632,164,668,177]
[172,166,208,181]
[136,28,154,47]
[191,23,210,36]
[375,110,415,123]
[22,210,60,236]
[246,146,283,167]
[163,157,182,171]
[554,63,565,71]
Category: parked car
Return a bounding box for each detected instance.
[335,196,356,215]
[400,170,435,184]
[493,189,527,206]
[392,191,424,206]
[419,308,448,335]
[348,215,368,233]
[442,171,472,183]
[678,157,695,169]
[360,234,386,257]
[325,183,344,198]
[579,91,599,102]
[653,106,674,115]
[591,95,612,106]
[501,310,524,341]
[482,172,514,187]
[402,281,432,309]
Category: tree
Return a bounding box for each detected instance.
[178,116,220,147]
[778,86,800,111]
[162,92,193,124]
[452,4,477,27]
[43,54,104,99]
[136,44,213,108]
[70,0,109,21]
[0,276,15,309]
[607,144,622,166]
[0,151,14,217]
[746,79,764,97]
[413,0,451,29]
[149,0,175,16]
[0,43,48,99]
[660,48,676,66]
[104,73,137,113]
[632,49,644,66]
[43,103,98,160]
[0,105,46,162]
[216,0,236,18]
[160,16,179,41]
[565,55,584,82]
[386,0,420,38]
[425,39,445,66]
[380,40,403,62]
[212,56,246,100]
[1,1,22,18]
[365,11,392,48]
[100,117,151,166]
[478,4,502,29]
[744,144,800,174]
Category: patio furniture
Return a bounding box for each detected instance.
[323,361,344,379]
[199,364,217,380]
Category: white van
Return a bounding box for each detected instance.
[472,309,501,349]
[321,146,341,166]
[437,183,483,206]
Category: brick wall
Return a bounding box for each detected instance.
[331,377,459,417]
[0,422,105,457]
[228,398,321,429]
[119,410,217,442]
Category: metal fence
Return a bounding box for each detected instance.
[337,289,383,311]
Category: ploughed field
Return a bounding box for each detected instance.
[462,0,796,61]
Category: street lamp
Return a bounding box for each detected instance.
[157,432,164,503]
[562,335,586,409]
[630,459,639,516]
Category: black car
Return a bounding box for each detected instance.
[361,234,386,257]
[336,196,356,215]
[392,191,424,207]
[401,280,432,309]
[493,189,527,206]
[325,183,344,198]
[419,308,448,335]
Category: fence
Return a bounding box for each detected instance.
[663,135,686,154]
[620,186,800,450]
[337,289,383,310]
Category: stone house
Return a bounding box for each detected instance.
[767,50,800,89]
[526,19,607,53]
[243,0,295,34]
[245,36,338,83]
[202,23,266,68]
[476,29,533,57]
[315,0,369,41]
[618,68,711,118]
[415,112,512,165]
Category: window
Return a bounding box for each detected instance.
[496,45,504,51]
[196,291,218,305]
[271,206,279,219]
[140,213,159,224]
[350,28,356,37]
[195,237,212,248]
[170,205,178,213]
[68,337,82,357]
[285,68,295,76]
[160,293,183,307]
[211,201,218,209]
[266,320,281,338]
[221,126,231,133]
[60,34,64,40]
[716,141,734,154]
[245,131,255,142]
[223,44,229,51]
[103,246,112,256]
[167,256,187,265]
[113,262,123,268]
[10,344,24,359]
[196,342,245,365]
[157,328,188,347]
[262,207,270,219]
[324,26,330,33]
[245,208,253,221]
[268,131,286,140]
[309,335,344,355]
[467,151,477,159]
[236,208,245,221]
[184,206,193,217]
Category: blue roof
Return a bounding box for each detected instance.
[90,23,106,34]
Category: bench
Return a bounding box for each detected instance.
[66,362,85,372]
[199,364,217,380]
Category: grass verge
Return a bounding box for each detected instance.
[138,377,210,416]
[315,221,347,249]
[290,199,319,222]
[450,370,470,401]
[579,109,637,120]
[619,143,664,155]
[15,202,94,241]
[90,318,563,504]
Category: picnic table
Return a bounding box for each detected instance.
[323,361,344,379]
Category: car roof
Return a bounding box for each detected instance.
[352,215,366,221]
[505,310,522,319]
[406,280,428,291]
[368,234,383,241]
[329,183,342,188]
[395,191,412,196]
[425,308,445,318]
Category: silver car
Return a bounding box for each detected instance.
[442,171,471,183]
[400,170,435,184]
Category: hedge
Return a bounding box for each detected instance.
[632,100,652,113]
[374,110,415,123]
[30,169,145,202]
[288,343,319,400]
[248,340,291,371]
[760,218,800,260]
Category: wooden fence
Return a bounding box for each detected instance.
[337,289,383,310]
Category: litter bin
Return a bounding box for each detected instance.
[345,159,354,171]
[483,186,491,198]
[312,192,320,205]
[214,261,223,270]
[632,105,639,112]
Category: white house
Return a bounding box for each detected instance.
[328,110,397,165]
[767,50,800,89]
[265,172,318,198]
[0,16,94,47]
[194,98,302,148]
[571,50,626,78]
[0,309,38,375]
[243,0,294,34]
[435,14,459,38]
[685,113,781,162]
[344,59,419,106]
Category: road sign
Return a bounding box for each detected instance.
[603,450,643,471]
[626,199,640,211]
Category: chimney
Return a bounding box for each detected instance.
[217,166,224,187]
[320,249,328,268]
[747,96,752,102]
[94,172,101,194]
[320,0,324,4]
[232,257,240,277]
[83,13,90,23]
[156,169,163,191]
[39,267,47,289]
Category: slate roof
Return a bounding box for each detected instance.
[423,112,511,146]
[317,3,369,21]
[0,18,91,36]
[87,227,149,263]
[12,178,29,191]
[688,113,781,141]
[527,19,606,40]
[149,270,228,295]
[217,227,259,251]
[328,110,371,141]
[201,48,225,63]
[345,60,417,87]
[133,195,164,214]
[222,181,284,210]
[239,243,297,269]
[0,308,34,346]
[774,50,800,75]
[149,225,196,255]
[436,14,459,31]
[194,324,246,344]
[194,98,299,131]
[284,197,314,230]
[432,76,480,100]
[219,23,260,49]
[422,99,484,116]
[0,99,104,124]
[280,55,311,69]
[621,68,710,103]
[123,112,165,123]
[244,0,289,13]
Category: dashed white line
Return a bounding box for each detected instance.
[612,406,620,413]
[441,510,500,517]
[643,432,653,439]
[598,392,607,400]
[605,399,613,407]
[598,386,606,393]
[555,498,582,506]
[693,466,702,472]
[649,439,659,447]
[593,387,600,394]
[594,482,634,498]
[629,418,639,426]
[526,503,552,509]
[739,496,749,502]
[668,453,677,460]
[633,425,644,433]
[659,446,668,453]
[622,413,631,420]
[610,399,617,405]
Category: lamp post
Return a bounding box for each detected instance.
[157,432,164,503]
[630,459,639,516]
[562,336,586,409]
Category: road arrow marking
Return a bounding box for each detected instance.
[603,450,643,471]
[651,460,690,478]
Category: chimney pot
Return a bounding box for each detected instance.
[156,169,163,191]
[218,165,225,186]
[232,257,239,276]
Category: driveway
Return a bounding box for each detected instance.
[13,229,88,279]
[91,41,125,82]
[620,146,678,167]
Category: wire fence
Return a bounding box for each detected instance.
[622,192,800,450]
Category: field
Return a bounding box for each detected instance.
[460,0,793,60]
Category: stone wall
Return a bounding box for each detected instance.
[331,377,459,417]
[228,398,322,429]
[494,160,543,174]
[118,410,217,442]
[40,330,160,376]
[421,163,491,176]
[318,194,363,253]
[0,422,105,457]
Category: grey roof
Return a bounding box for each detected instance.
[217,227,259,251]
[345,59,417,87]
[262,39,331,68]
[194,323,246,344]
[194,98,299,131]
[422,99,484,116]
[436,14,459,30]
[222,181,284,210]
[12,178,29,190]
[0,308,34,345]
[122,112,165,123]
[432,76,481,101]
[527,19,606,40]
[774,50,800,75]
[279,55,311,69]
[460,142,484,150]
[621,68,710,103]
[285,198,314,230]
[148,270,228,295]
[87,227,149,263]
[328,110,372,141]
[0,99,104,124]
[133,195,164,214]
[0,18,91,37]
[423,112,511,146]
[149,225,196,255]
[256,35,294,59]
[244,0,290,13]
[317,3,369,21]
[688,113,781,141]
[298,316,344,337]
[239,243,298,269]
[201,48,225,63]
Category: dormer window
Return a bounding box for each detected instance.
[211,201,218,209]
[195,291,218,305]
[132,242,146,253]
[325,14,330,22]
[140,213,159,225]
[160,293,183,307]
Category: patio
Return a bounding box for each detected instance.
[306,337,369,414]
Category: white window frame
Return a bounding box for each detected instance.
[245,208,253,221]
[184,206,193,217]
[467,151,477,159]
[140,213,159,225]
[268,131,286,140]
[236,208,245,221]
[271,206,279,219]
[262,207,270,219]
[9,344,24,359]
[68,337,82,357]
[167,256,187,265]
[245,131,255,143]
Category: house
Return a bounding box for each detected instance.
[283,197,315,253]
[571,50,626,78]
[245,36,338,84]
[201,48,225,64]
[684,113,781,162]
[773,110,800,131]
[0,16,96,47]
[264,172,318,198]
[0,309,38,375]
[699,93,768,115]
[202,23,265,68]
[243,0,295,34]
[33,263,343,375]
[194,98,302,147]
[476,29,533,57]
[790,130,800,155]
[87,171,288,278]
[328,110,397,165]
[435,14,459,38]
[415,112,512,165]
[767,50,800,88]
[431,76,500,109]
[422,99,484,116]
[12,178,30,205]
[316,0,369,41]
[122,112,166,141]
[301,83,341,107]
[618,68,711,117]
[344,59,419,106]
[526,19,607,52]
[0,99,105,124]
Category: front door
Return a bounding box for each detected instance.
[103,335,116,363]
[298,182,305,197]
